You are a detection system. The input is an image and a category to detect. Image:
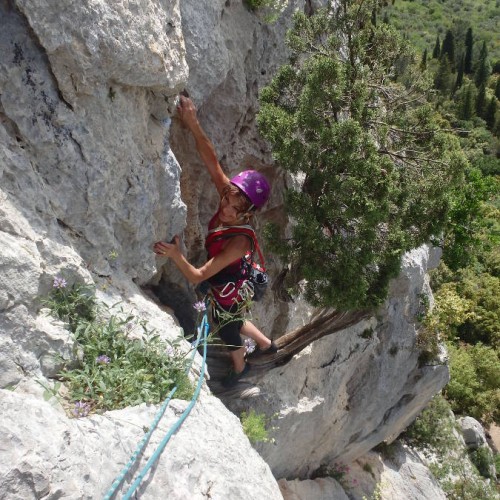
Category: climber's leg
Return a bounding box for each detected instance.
[240,320,272,349]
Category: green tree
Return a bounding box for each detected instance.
[495,78,500,100]
[258,1,466,310]
[454,54,464,93]
[485,96,498,130]
[464,27,473,75]
[456,83,476,121]
[445,342,500,423]
[475,41,491,88]
[441,29,455,68]
[434,57,453,95]
[421,48,428,71]
[442,167,495,270]
[475,84,486,118]
[432,34,441,59]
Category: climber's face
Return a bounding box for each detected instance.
[219,192,248,225]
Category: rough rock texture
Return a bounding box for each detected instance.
[279,477,349,500]
[0,390,282,500]
[1,0,450,498]
[224,246,449,479]
[279,443,447,500]
[459,416,488,449]
[349,445,447,500]
[0,0,291,497]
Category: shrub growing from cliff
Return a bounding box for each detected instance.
[258,1,467,310]
[44,277,192,415]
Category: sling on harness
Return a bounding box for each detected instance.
[205,225,268,306]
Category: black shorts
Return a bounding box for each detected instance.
[212,302,244,351]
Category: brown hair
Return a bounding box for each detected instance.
[221,184,253,219]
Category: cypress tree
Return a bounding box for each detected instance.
[454,54,464,92]
[434,57,453,95]
[458,84,475,121]
[495,78,500,100]
[432,34,441,59]
[475,41,490,88]
[441,30,455,68]
[464,27,473,74]
[421,48,428,71]
[476,84,486,118]
[485,96,497,130]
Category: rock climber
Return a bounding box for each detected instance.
[153,95,277,387]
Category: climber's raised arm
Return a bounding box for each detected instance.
[177,95,229,195]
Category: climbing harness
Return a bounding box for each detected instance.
[205,225,269,305]
[102,311,209,500]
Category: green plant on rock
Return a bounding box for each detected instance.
[469,446,495,479]
[258,1,467,310]
[244,0,285,23]
[403,394,456,455]
[42,277,96,332]
[404,394,499,499]
[240,409,275,444]
[43,277,193,415]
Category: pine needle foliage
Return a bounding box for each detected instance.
[258,0,467,310]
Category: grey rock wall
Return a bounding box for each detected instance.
[1,0,449,498]
[224,246,449,479]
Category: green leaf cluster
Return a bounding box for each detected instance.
[42,282,96,332]
[403,395,499,497]
[258,2,466,309]
[240,409,273,444]
[403,394,456,454]
[445,342,500,424]
[61,316,192,411]
[44,279,192,414]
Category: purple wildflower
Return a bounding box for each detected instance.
[72,401,91,418]
[53,276,67,289]
[165,346,175,357]
[193,301,207,313]
[244,338,256,354]
[96,355,111,365]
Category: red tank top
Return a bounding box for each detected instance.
[205,212,254,306]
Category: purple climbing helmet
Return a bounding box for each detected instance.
[230,170,271,209]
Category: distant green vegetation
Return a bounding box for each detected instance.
[385,0,500,65]
[383,0,500,428]
[403,395,499,497]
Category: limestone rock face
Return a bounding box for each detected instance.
[1,0,451,498]
[348,445,447,500]
[1,1,186,284]
[279,477,349,500]
[459,416,488,449]
[226,246,449,479]
[0,390,282,500]
[279,444,447,500]
[1,0,290,497]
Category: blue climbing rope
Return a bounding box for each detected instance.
[102,311,209,500]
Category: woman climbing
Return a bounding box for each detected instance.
[153,95,277,387]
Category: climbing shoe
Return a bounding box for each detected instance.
[221,363,251,388]
[247,341,278,359]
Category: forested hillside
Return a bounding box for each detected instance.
[386,0,500,64]
[378,0,500,495]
